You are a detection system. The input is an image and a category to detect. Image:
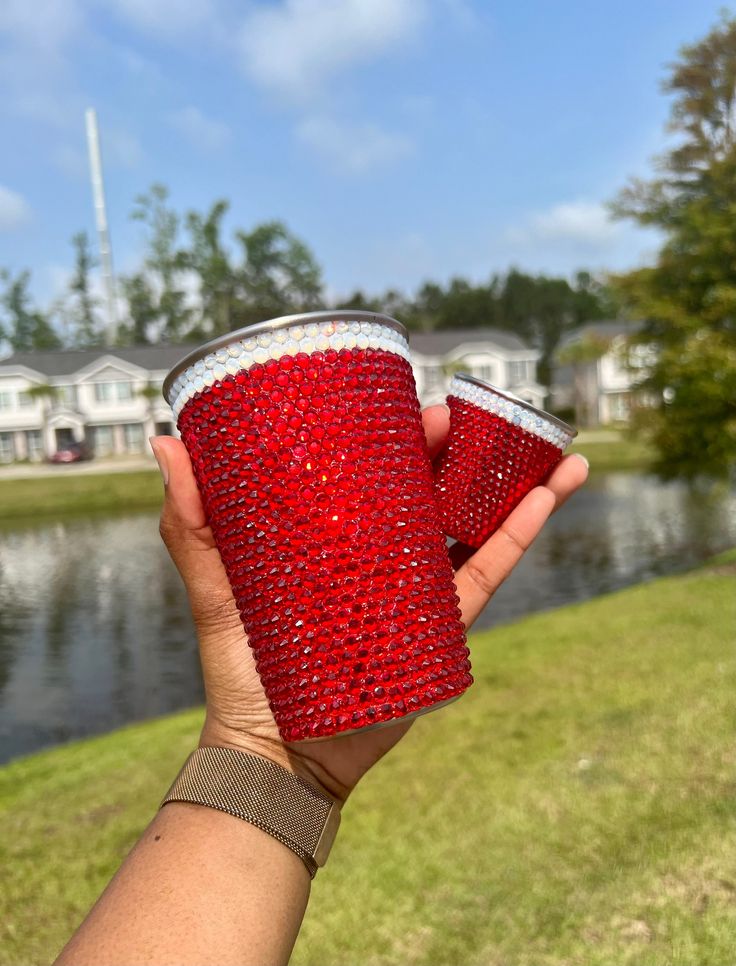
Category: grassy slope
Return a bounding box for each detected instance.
[0,471,162,520]
[0,432,654,523]
[569,435,654,472]
[1,555,734,965]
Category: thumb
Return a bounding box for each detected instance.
[150,435,210,556]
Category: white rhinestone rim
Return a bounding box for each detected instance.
[168,320,412,417]
[449,376,575,450]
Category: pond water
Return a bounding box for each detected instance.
[1,471,734,764]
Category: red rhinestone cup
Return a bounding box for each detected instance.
[165,314,472,742]
[434,374,577,549]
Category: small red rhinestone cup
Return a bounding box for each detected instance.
[164,312,472,742]
[434,374,577,549]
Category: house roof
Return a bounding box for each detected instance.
[0,344,190,378]
[410,328,529,355]
[558,319,643,348]
[0,326,532,379]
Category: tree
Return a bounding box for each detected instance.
[131,183,190,341]
[183,200,236,337]
[235,221,323,323]
[0,270,61,351]
[118,273,158,345]
[611,12,736,478]
[25,383,59,456]
[68,231,100,347]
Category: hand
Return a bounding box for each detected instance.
[150,407,587,805]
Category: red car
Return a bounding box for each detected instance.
[50,441,92,463]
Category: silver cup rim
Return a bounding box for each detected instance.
[452,372,578,437]
[162,309,407,402]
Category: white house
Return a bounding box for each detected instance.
[550,320,653,426]
[0,328,543,462]
[410,328,544,409]
[0,346,182,462]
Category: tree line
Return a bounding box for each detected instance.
[0,182,616,386]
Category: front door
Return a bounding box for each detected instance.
[55,427,75,449]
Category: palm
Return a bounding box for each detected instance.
[154,407,587,800]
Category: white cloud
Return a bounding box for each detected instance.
[238,0,427,101]
[104,0,220,36]
[168,106,232,151]
[510,201,620,248]
[0,186,31,231]
[296,115,413,174]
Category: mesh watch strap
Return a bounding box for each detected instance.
[161,746,341,878]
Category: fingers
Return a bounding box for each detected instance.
[421,404,451,459]
[454,487,556,629]
[545,453,589,510]
[453,453,588,629]
[151,436,207,532]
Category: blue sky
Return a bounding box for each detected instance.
[0,0,729,309]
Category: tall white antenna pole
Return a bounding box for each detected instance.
[85,108,118,344]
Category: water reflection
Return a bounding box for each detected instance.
[0,473,734,762]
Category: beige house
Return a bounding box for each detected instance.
[550,321,653,427]
[0,346,181,462]
[0,327,543,462]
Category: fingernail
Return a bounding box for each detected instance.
[441,403,451,416]
[573,453,589,470]
[149,437,169,486]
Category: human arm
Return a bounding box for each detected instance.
[55,406,588,965]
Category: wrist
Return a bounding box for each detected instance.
[198,719,351,806]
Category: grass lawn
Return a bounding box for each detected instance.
[0,430,653,523]
[0,470,162,521]
[1,553,734,965]
[569,432,655,472]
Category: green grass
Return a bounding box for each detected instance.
[2,554,734,965]
[569,433,655,472]
[0,432,650,525]
[0,471,163,521]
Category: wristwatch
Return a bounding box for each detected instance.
[161,746,341,878]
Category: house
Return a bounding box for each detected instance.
[0,327,543,462]
[410,328,544,409]
[0,346,181,462]
[550,320,653,427]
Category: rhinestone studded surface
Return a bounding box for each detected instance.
[173,322,472,742]
[434,376,575,550]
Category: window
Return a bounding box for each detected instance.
[0,433,15,462]
[123,423,144,453]
[90,425,114,455]
[58,385,77,407]
[26,430,43,460]
[94,382,132,403]
[472,364,495,383]
[609,393,631,422]
[422,366,444,393]
[18,391,34,408]
[0,391,13,410]
[508,361,528,384]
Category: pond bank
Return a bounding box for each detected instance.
[2,551,734,965]
[0,431,652,521]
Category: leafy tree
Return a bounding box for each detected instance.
[183,200,236,336]
[68,231,100,347]
[0,270,61,351]
[131,183,190,340]
[611,11,736,478]
[117,273,158,345]
[235,221,323,323]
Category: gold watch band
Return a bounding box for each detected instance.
[161,746,341,878]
